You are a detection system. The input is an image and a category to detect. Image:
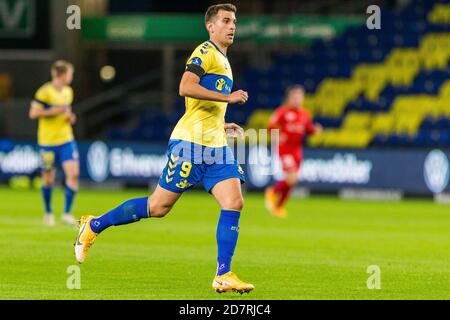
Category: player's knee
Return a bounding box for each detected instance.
[286,174,298,187]
[286,178,296,187]
[42,180,54,187]
[224,196,244,212]
[42,174,55,187]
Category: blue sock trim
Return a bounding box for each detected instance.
[41,186,53,214]
[90,197,149,234]
[64,185,77,214]
[216,209,241,276]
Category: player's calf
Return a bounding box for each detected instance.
[41,171,56,225]
[148,197,174,218]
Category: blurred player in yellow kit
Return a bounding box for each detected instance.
[29,60,79,226]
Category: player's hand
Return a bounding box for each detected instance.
[225,123,244,138]
[68,112,77,125]
[52,105,68,115]
[228,90,249,105]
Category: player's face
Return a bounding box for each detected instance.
[287,89,305,108]
[62,68,74,85]
[209,10,236,47]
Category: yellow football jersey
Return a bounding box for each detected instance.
[170,40,233,147]
[33,82,74,146]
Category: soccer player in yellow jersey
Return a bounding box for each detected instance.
[75,4,255,294]
[29,60,79,226]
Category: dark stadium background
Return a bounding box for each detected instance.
[0,0,449,197]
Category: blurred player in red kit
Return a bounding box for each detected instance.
[265,85,322,218]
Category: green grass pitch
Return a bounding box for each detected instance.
[0,186,449,300]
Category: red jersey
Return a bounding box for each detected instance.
[268,105,316,152]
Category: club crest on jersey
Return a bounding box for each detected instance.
[190,57,202,66]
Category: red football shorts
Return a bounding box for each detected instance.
[278,149,302,173]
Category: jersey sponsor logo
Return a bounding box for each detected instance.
[215,78,231,92]
[176,179,193,189]
[199,74,233,94]
[190,57,202,66]
[40,151,55,169]
[285,112,296,121]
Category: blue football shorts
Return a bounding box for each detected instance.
[158,139,245,193]
[38,140,79,171]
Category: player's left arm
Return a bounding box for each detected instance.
[65,106,76,125]
[65,88,76,125]
[224,122,244,138]
[305,113,322,135]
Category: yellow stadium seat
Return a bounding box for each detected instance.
[391,95,440,119]
[352,64,388,101]
[437,98,450,117]
[246,109,272,130]
[394,114,423,136]
[303,95,316,115]
[313,78,362,117]
[308,130,328,147]
[321,129,373,149]
[346,130,373,148]
[419,33,450,70]
[342,112,372,130]
[386,49,420,86]
[439,81,450,98]
[428,4,450,24]
[371,113,395,135]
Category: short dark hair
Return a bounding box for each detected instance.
[205,3,237,24]
[51,60,73,78]
[285,84,305,98]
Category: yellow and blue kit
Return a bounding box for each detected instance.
[32,82,79,170]
[160,40,245,193]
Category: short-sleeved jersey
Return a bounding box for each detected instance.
[170,40,233,147]
[268,105,315,152]
[33,82,74,146]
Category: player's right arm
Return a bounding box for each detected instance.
[179,46,248,104]
[29,102,67,119]
[179,71,248,104]
[268,108,283,130]
[28,86,67,120]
